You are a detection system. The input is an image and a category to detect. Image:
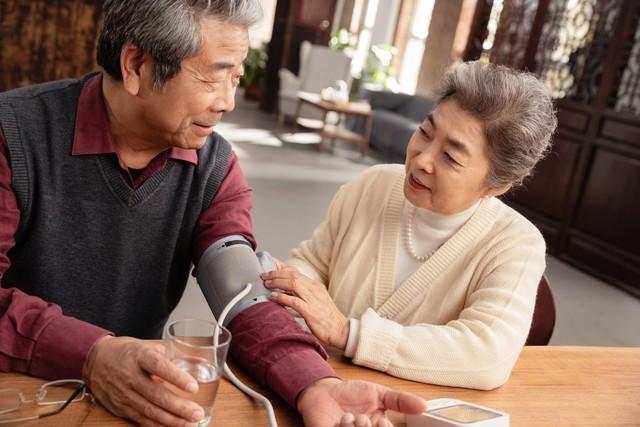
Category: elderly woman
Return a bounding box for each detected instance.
[261,60,557,390]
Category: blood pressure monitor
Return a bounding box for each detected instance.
[406,398,509,427]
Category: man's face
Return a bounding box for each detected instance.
[137,18,249,150]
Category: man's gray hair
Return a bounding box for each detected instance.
[436,61,557,189]
[97,0,263,88]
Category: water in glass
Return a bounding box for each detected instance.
[163,319,230,427]
[167,356,221,426]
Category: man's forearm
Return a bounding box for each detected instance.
[0,287,111,379]
[227,301,338,406]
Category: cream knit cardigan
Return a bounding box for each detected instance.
[288,164,546,390]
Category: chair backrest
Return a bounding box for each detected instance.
[525,275,556,345]
[298,43,352,93]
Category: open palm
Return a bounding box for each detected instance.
[298,379,426,427]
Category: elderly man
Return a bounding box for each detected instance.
[0,1,425,426]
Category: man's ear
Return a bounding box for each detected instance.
[120,45,151,96]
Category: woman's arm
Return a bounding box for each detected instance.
[353,234,546,390]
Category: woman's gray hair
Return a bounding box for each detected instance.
[436,60,557,189]
[97,0,263,89]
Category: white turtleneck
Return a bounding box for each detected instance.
[344,198,480,357]
[395,199,481,287]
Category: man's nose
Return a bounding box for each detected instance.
[212,80,236,113]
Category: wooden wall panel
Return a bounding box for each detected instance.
[557,108,589,133]
[0,0,103,91]
[574,149,640,255]
[565,232,640,297]
[600,116,640,149]
[510,135,581,220]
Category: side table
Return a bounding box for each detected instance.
[294,91,373,156]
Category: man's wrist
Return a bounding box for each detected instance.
[82,335,113,385]
[296,377,342,412]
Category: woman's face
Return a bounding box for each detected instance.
[404,98,508,215]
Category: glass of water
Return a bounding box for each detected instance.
[163,318,231,427]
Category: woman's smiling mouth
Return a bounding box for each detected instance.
[409,174,430,191]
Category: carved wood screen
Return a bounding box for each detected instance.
[0,0,103,91]
[465,0,640,298]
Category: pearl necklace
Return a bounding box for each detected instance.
[404,206,437,262]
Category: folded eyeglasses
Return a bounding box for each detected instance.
[0,379,91,424]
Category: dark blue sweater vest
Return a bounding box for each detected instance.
[0,74,231,338]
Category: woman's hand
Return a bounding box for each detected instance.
[272,256,285,270]
[261,267,350,350]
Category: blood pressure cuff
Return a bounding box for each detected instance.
[196,235,276,326]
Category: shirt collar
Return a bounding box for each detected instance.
[72,73,198,165]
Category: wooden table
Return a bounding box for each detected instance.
[1,347,639,426]
[294,91,373,156]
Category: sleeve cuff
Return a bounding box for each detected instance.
[344,318,360,358]
[266,348,338,407]
[29,315,112,380]
[353,308,403,371]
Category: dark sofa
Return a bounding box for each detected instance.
[351,90,436,163]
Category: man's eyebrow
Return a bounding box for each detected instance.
[206,62,238,72]
[428,113,471,158]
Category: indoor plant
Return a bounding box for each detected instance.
[241,43,268,101]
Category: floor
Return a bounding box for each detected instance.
[169,94,640,347]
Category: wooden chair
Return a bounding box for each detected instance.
[525,275,556,345]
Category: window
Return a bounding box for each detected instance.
[397,0,435,93]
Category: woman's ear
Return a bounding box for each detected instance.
[120,45,151,96]
[483,182,512,198]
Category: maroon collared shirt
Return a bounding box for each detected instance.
[0,74,334,406]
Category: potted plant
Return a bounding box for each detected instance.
[363,43,398,90]
[241,43,268,101]
[329,28,356,56]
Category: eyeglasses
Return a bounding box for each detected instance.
[0,379,91,424]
